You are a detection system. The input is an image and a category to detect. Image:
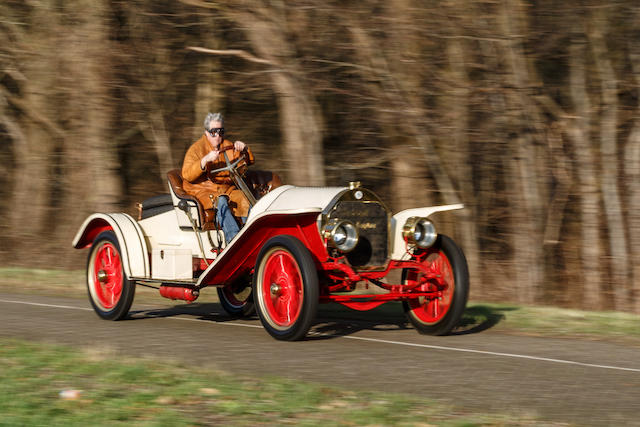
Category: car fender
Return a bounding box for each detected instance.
[390,204,464,260]
[196,209,327,288]
[72,213,150,279]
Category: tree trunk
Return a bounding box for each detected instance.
[588,10,629,310]
[142,110,176,183]
[59,0,120,231]
[80,3,120,213]
[194,56,224,140]
[232,7,325,186]
[626,117,640,313]
[445,34,480,295]
[498,0,546,304]
[8,1,58,240]
[383,0,442,211]
[569,33,602,310]
[625,39,640,313]
[391,154,434,211]
[268,71,325,186]
[345,21,461,207]
[542,123,572,247]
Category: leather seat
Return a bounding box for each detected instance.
[167,169,217,229]
[166,168,283,230]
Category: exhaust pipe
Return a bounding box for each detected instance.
[159,285,199,302]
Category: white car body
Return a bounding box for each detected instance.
[74,166,469,341]
[74,182,463,283]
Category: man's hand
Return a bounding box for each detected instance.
[234,140,246,152]
[200,149,219,170]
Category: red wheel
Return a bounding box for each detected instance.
[260,249,304,326]
[217,281,255,317]
[254,235,318,340]
[86,231,135,320]
[402,234,469,335]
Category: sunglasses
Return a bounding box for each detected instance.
[207,127,224,136]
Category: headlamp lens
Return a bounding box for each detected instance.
[403,217,437,248]
[323,219,359,252]
[334,226,348,245]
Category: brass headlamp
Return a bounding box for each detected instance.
[402,217,437,248]
[323,218,359,252]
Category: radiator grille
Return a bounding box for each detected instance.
[330,201,388,269]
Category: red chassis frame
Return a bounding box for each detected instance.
[317,251,446,311]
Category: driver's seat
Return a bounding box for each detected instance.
[167,169,217,230]
[166,168,284,231]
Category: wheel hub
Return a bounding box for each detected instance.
[97,270,108,283]
[270,283,281,296]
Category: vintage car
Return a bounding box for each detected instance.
[73,147,469,341]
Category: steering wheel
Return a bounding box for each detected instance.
[206,145,257,206]
[206,146,245,175]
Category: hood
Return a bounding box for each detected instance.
[247,185,348,222]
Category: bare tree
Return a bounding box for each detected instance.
[4,1,61,242]
[625,10,640,313]
[182,0,326,186]
[344,11,460,207]
[569,29,603,310]
[498,0,549,304]
[588,9,629,310]
[66,0,121,213]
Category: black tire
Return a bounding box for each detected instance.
[217,280,255,317]
[86,231,136,320]
[253,235,319,341]
[402,234,469,335]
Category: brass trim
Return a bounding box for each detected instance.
[402,217,437,248]
[323,218,359,252]
[136,203,143,221]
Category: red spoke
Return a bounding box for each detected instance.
[408,249,454,324]
[283,285,300,324]
[261,249,303,327]
[274,295,285,319]
[93,242,123,310]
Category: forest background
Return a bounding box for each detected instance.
[1,0,640,313]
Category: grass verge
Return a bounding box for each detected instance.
[0,338,554,426]
[0,267,85,294]
[459,303,640,344]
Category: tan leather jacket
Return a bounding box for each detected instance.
[182,135,255,216]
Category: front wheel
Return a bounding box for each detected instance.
[402,234,469,335]
[86,231,136,320]
[253,235,319,341]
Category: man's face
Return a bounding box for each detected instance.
[205,120,224,147]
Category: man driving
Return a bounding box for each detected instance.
[182,112,255,243]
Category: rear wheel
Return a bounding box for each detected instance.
[217,281,255,317]
[86,231,135,320]
[402,234,469,335]
[253,235,318,341]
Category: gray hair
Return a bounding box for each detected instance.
[204,112,224,129]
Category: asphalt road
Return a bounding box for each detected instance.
[1,291,639,426]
